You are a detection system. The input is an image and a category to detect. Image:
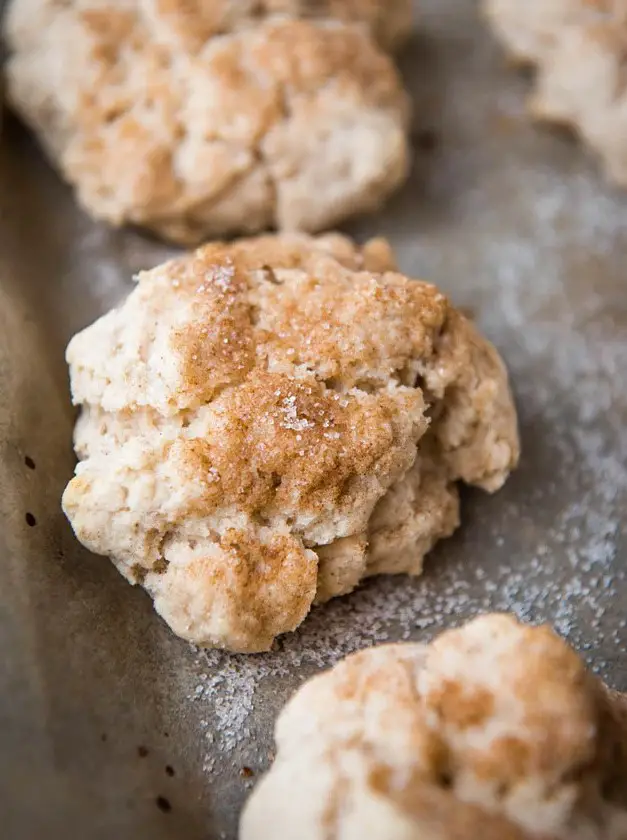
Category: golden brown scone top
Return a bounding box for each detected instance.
[5,1,411,242]
[483,0,627,186]
[241,614,627,839]
[62,234,519,652]
[147,0,413,51]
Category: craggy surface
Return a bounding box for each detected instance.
[242,615,627,840]
[62,233,517,653]
[0,1,626,838]
[5,3,410,242]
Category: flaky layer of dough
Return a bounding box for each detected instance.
[62,234,519,652]
[241,614,627,839]
[5,0,411,243]
[483,0,627,186]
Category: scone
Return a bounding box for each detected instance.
[241,613,627,839]
[4,1,411,244]
[62,233,519,653]
[483,0,627,186]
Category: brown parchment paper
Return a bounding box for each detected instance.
[1,2,626,838]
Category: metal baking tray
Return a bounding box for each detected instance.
[1,1,626,838]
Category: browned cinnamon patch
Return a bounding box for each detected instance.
[426,680,495,729]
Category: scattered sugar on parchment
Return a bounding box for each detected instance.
[190,651,256,772]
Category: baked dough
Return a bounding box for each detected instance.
[5,0,411,243]
[483,0,627,186]
[62,233,519,652]
[241,613,627,839]
[141,0,415,53]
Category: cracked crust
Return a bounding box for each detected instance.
[483,0,627,187]
[143,0,415,53]
[62,233,519,652]
[5,1,411,243]
[240,613,627,839]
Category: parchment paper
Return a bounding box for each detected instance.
[1,1,626,838]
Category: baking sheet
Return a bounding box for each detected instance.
[1,1,626,838]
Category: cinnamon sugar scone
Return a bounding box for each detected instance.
[483,0,627,186]
[62,233,519,652]
[5,1,411,244]
[241,613,627,839]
